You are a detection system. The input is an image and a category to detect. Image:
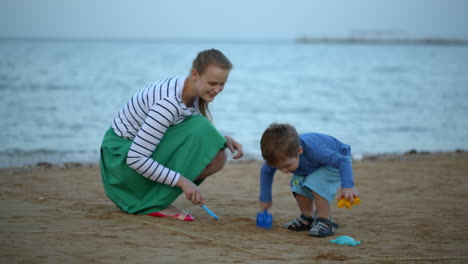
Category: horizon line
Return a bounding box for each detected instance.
[1,35,468,46]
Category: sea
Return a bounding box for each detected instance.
[1,39,467,167]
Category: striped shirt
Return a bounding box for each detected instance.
[112,76,200,186]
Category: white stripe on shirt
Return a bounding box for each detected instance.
[111,76,200,186]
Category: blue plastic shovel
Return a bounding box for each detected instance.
[256,210,272,229]
[201,204,219,220]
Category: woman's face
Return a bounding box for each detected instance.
[192,65,230,102]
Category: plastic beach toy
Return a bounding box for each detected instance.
[201,204,219,220]
[330,236,362,246]
[256,210,272,229]
[337,197,361,209]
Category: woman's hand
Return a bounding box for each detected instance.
[224,136,244,159]
[339,188,360,203]
[176,176,205,205]
[259,201,272,211]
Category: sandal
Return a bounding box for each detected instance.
[312,211,339,228]
[308,217,335,237]
[316,211,340,229]
[329,217,340,229]
[147,211,194,221]
[283,214,314,231]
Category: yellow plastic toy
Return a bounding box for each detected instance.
[337,197,361,209]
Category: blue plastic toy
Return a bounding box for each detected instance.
[256,210,272,229]
[201,204,219,220]
[330,236,362,246]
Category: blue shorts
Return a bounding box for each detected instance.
[290,157,351,202]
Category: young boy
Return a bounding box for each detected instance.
[258,123,359,237]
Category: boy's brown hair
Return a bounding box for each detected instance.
[260,123,301,166]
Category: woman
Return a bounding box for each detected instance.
[100,49,243,221]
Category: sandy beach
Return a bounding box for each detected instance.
[1,151,468,264]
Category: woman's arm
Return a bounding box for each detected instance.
[126,97,183,186]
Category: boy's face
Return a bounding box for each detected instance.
[273,147,303,173]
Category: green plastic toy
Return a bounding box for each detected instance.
[330,236,362,246]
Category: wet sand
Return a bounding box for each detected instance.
[1,151,468,264]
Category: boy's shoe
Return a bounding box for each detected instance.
[308,217,336,237]
[283,214,315,231]
[329,216,340,229]
[314,211,340,229]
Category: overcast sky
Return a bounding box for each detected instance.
[1,0,467,40]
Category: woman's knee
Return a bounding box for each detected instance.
[211,148,227,171]
[197,149,227,180]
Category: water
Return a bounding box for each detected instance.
[1,39,467,167]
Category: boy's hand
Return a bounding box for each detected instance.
[224,136,244,159]
[339,188,360,203]
[259,201,272,211]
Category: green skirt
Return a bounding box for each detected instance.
[99,115,226,215]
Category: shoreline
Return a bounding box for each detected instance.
[1,149,464,169]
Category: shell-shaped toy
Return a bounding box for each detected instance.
[330,236,362,246]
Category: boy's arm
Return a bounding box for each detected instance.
[259,162,277,204]
[337,157,354,188]
[314,145,354,188]
[314,145,358,201]
[328,152,359,201]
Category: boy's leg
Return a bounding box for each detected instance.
[311,191,330,219]
[294,193,315,217]
[302,166,342,220]
[301,167,341,237]
[309,190,336,237]
[283,176,316,231]
[290,175,316,217]
[283,193,315,231]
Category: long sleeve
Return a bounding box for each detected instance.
[259,163,277,203]
[337,158,353,188]
[126,97,184,186]
[313,144,354,188]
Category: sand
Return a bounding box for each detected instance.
[1,151,468,264]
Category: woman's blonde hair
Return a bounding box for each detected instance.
[191,49,232,120]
